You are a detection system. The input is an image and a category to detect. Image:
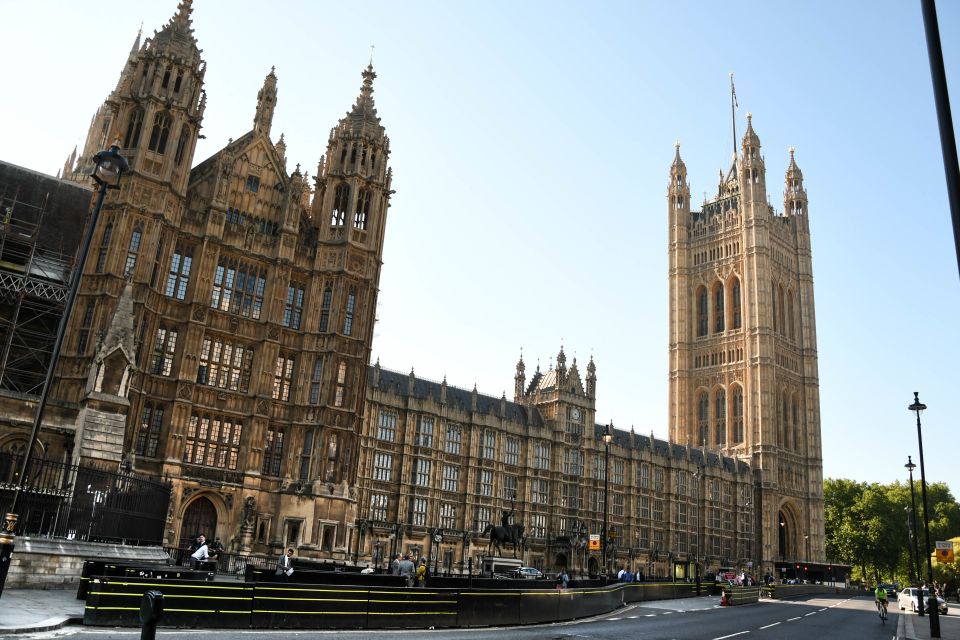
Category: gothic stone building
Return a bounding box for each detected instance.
[2,1,394,556]
[0,1,824,579]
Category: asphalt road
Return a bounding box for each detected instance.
[33,594,899,640]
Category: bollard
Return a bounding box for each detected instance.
[720,589,728,606]
[139,590,164,640]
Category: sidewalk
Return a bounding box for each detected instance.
[0,588,84,634]
[899,602,960,640]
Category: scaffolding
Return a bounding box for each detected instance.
[0,183,73,395]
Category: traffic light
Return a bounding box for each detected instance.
[795,563,800,570]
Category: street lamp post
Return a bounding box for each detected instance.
[602,423,613,580]
[906,456,924,616]
[694,465,704,594]
[0,144,128,599]
[909,392,939,638]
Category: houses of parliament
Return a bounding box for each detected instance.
[0,1,825,581]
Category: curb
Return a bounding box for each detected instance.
[0,615,82,635]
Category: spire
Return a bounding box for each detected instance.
[586,354,596,398]
[130,23,143,55]
[172,0,193,28]
[342,63,383,133]
[671,140,686,171]
[254,67,278,136]
[556,344,567,383]
[784,146,807,216]
[742,112,761,150]
[151,0,199,57]
[514,350,526,401]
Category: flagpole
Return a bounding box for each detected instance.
[730,72,737,160]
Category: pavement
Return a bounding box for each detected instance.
[0,588,84,634]
[1,587,960,637]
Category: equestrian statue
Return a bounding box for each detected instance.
[481,501,524,557]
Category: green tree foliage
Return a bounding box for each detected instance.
[824,478,959,587]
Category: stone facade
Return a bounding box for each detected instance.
[667,118,824,576]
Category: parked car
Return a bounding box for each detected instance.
[509,567,545,580]
[897,587,948,615]
[880,583,899,598]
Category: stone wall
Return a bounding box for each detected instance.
[6,537,168,589]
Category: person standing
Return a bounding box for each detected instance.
[398,554,415,587]
[276,548,294,582]
[391,554,402,576]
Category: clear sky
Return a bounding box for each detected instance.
[1,0,958,494]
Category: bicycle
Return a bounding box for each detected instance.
[876,599,888,622]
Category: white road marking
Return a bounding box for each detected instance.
[759,622,781,629]
[712,632,750,639]
[645,614,657,617]
[804,612,816,616]
[818,608,827,612]
[608,618,621,621]
[787,616,802,621]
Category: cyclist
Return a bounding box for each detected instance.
[874,584,888,619]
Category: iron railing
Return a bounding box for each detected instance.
[0,453,171,545]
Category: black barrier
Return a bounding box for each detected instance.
[250,583,369,630]
[247,567,407,587]
[722,586,761,606]
[86,579,703,630]
[84,578,253,628]
[457,590,521,627]
[366,587,460,629]
[79,561,214,600]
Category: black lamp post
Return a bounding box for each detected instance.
[906,456,924,615]
[0,144,128,599]
[602,422,613,580]
[693,465,704,593]
[909,392,939,638]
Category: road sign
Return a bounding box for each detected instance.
[588,534,600,550]
[936,541,955,563]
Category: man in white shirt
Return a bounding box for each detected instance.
[190,535,209,569]
[276,548,294,581]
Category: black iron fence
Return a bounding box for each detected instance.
[0,453,170,545]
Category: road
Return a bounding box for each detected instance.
[31,594,900,640]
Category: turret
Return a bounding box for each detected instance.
[514,352,526,401]
[586,355,597,398]
[556,345,567,384]
[668,141,690,216]
[312,64,393,252]
[784,147,807,217]
[739,113,766,205]
[254,67,278,136]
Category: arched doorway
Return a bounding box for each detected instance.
[588,556,599,578]
[180,496,217,549]
[554,552,568,571]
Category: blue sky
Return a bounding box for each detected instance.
[1,0,958,493]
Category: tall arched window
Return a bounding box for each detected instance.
[309,357,323,405]
[136,403,164,457]
[697,392,709,447]
[343,287,356,336]
[696,287,708,337]
[778,285,786,336]
[714,388,726,445]
[124,225,143,277]
[355,189,371,230]
[148,112,172,154]
[792,395,801,451]
[319,284,332,332]
[331,184,350,226]
[175,125,190,166]
[787,290,795,340]
[782,394,790,449]
[771,281,778,333]
[714,283,725,333]
[731,278,742,329]
[123,108,144,149]
[732,386,744,443]
[95,223,113,273]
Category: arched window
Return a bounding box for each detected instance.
[787,290,795,340]
[731,278,742,329]
[95,223,113,273]
[173,73,183,93]
[714,283,725,333]
[124,225,143,277]
[732,386,744,443]
[343,287,356,336]
[148,112,172,154]
[782,394,790,449]
[309,357,323,405]
[123,108,144,149]
[771,281,778,333]
[697,392,709,447]
[696,287,708,337]
[319,284,332,332]
[161,67,171,89]
[331,184,349,225]
[792,396,801,451]
[778,285,786,336]
[355,189,371,229]
[714,388,726,445]
[136,403,164,457]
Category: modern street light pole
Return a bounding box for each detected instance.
[0,144,128,600]
[909,392,939,638]
[906,456,924,616]
[602,422,613,580]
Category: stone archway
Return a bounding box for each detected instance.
[180,496,218,549]
[554,552,568,571]
[588,556,599,578]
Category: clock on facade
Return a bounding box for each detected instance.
[571,408,581,421]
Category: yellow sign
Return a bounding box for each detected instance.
[935,541,955,563]
[588,534,600,551]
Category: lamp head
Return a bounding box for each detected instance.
[603,422,613,444]
[91,142,129,189]
[905,456,917,472]
[908,391,927,413]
